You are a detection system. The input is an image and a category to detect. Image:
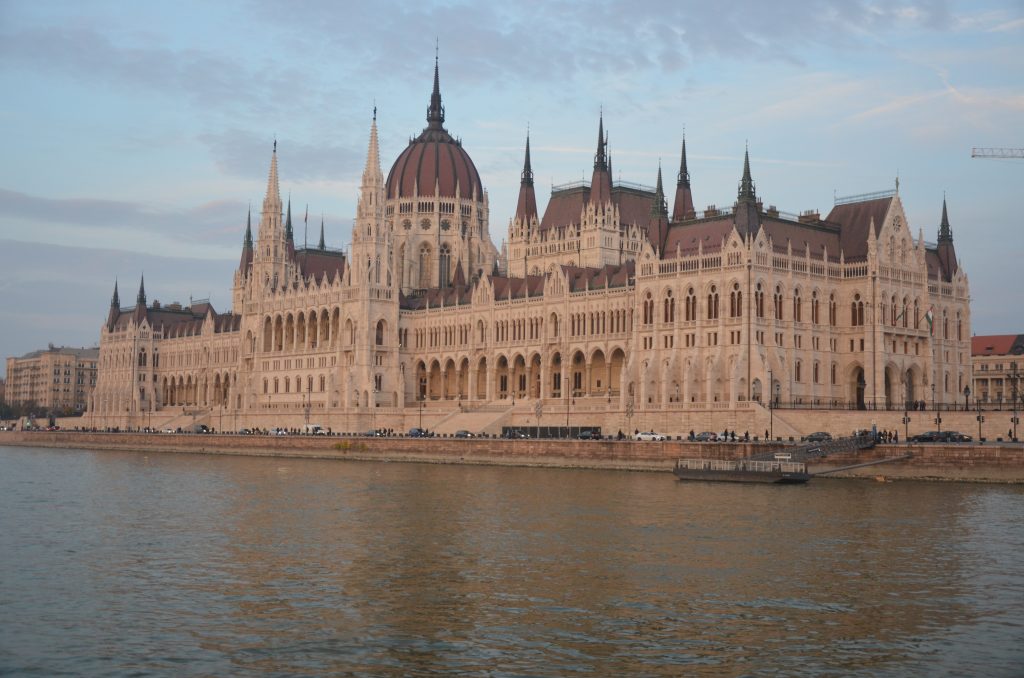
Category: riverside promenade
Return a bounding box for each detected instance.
[3,431,1023,483]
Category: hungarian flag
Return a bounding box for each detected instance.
[924,307,934,335]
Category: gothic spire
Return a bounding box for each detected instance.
[285,197,294,242]
[363,108,382,184]
[136,274,146,306]
[738,144,756,202]
[264,140,281,209]
[243,206,253,248]
[651,163,667,217]
[672,134,695,221]
[593,110,607,171]
[515,133,538,223]
[426,52,445,129]
[938,194,953,242]
[521,132,534,187]
[110,279,120,308]
[318,217,326,250]
[677,136,690,188]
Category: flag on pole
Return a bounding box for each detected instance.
[924,307,934,335]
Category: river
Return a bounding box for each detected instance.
[1,445,1022,676]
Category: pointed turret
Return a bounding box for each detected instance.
[936,195,958,281]
[136,274,146,306]
[589,112,612,205]
[648,164,669,252]
[318,217,326,250]
[264,140,281,211]
[284,198,294,243]
[426,53,445,130]
[734,144,760,236]
[672,135,695,221]
[651,164,667,218]
[738,145,756,202]
[515,133,538,223]
[239,207,253,275]
[105,279,122,330]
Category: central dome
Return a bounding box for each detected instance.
[385,60,483,200]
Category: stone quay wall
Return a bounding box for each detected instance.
[2,431,1023,483]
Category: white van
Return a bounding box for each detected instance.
[773,452,792,461]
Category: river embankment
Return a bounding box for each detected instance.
[3,431,1023,482]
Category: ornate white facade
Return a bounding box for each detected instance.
[88,63,971,435]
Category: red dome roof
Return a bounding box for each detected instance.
[386,129,483,200]
[385,58,483,200]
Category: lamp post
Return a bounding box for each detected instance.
[1009,365,1020,442]
[963,385,970,412]
[934,383,942,434]
[902,411,910,442]
[304,382,311,430]
[770,382,780,440]
[976,400,984,442]
[418,395,424,431]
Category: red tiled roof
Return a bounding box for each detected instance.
[972,334,1020,356]
[386,129,482,200]
[825,197,892,260]
[296,249,346,283]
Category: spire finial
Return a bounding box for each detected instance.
[738,144,756,202]
[593,110,607,171]
[938,193,953,242]
[285,196,293,241]
[111,279,120,308]
[677,133,690,188]
[318,215,326,250]
[521,131,534,187]
[136,274,146,306]
[651,162,667,217]
[244,205,253,247]
[427,44,444,128]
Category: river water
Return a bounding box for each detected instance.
[1,446,1022,676]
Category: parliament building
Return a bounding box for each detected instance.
[88,61,972,435]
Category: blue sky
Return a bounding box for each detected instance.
[1,0,1022,375]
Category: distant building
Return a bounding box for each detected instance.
[5,345,99,413]
[972,335,1024,408]
[0,378,6,405]
[87,59,971,433]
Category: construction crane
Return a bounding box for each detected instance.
[971,147,1024,159]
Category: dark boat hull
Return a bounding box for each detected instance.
[673,468,811,484]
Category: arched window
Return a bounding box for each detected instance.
[755,283,765,318]
[852,294,864,326]
[902,297,909,328]
[643,291,654,325]
[793,289,802,322]
[375,320,385,346]
[774,285,783,320]
[914,300,920,329]
[891,295,898,326]
[811,291,820,324]
[956,312,962,341]
[829,293,837,326]
[813,361,820,383]
[284,377,290,393]
[663,289,675,323]
[795,361,802,382]
[686,288,696,321]
[730,283,742,318]
[439,244,451,288]
[943,311,949,340]
[419,244,431,288]
[707,285,719,320]
[320,375,326,392]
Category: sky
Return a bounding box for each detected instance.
[1,0,1022,377]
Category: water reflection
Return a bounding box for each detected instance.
[1,446,1022,676]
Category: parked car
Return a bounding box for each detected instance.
[577,429,599,440]
[694,431,718,442]
[910,431,942,442]
[162,427,175,434]
[269,428,288,436]
[944,431,972,443]
[454,430,474,438]
[805,431,832,442]
[407,427,427,437]
[635,431,666,441]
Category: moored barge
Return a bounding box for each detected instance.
[673,458,811,484]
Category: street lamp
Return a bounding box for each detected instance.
[963,385,970,412]
[418,394,424,430]
[976,399,984,442]
[902,411,910,442]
